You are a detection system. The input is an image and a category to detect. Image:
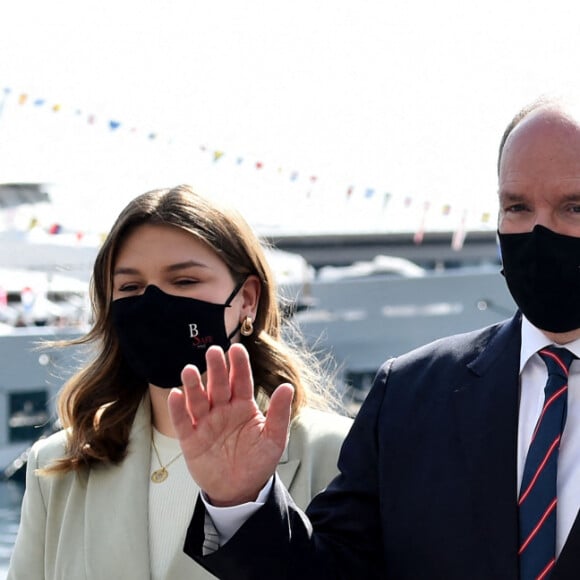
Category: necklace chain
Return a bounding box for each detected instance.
[151,434,184,484]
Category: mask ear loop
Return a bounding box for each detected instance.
[224,276,250,341]
[227,321,242,340]
[224,277,248,306]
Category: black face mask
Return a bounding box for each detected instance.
[498,225,580,333]
[111,283,244,388]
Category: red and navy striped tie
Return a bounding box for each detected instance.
[518,346,575,580]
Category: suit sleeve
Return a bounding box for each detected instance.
[184,362,391,580]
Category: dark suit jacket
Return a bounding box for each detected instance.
[184,313,580,579]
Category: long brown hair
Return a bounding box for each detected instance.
[46,185,337,474]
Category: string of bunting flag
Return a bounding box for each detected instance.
[0,85,494,247]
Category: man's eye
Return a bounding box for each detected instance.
[505,203,528,213]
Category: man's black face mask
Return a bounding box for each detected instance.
[498,225,580,333]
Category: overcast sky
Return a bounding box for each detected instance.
[1,0,580,235]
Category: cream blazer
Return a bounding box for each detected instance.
[8,398,352,580]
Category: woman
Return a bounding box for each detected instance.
[8,185,352,580]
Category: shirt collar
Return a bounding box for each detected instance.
[520,315,580,373]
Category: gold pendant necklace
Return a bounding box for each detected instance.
[151,434,183,483]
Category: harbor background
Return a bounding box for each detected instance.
[0,481,22,580]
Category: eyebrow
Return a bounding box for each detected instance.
[561,192,580,201]
[113,260,208,276]
[498,191,524,200]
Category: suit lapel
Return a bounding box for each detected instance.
[275,441,301,490]
[84,398,152,580]
[452,314,522,579]
[164,540,217,579]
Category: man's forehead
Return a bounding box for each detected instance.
[499,105,580,173]
[509,104,580,141]
[499,189,580,200]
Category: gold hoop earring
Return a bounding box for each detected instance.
[240,316,254,336]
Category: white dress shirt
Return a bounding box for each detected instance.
[518,316,580,555]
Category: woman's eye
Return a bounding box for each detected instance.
[175,279,197,287]
[118,283,140,292]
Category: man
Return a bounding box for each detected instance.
[168,97,580,579]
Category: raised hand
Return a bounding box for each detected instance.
[167,343,294,506]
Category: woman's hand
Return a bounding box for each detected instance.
[167,343,294,506]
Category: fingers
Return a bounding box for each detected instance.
[228,343,255,401]
[181,363,210,419]
[168,355,228,437]
[205,346,231,406]
[170,344,257,433]
[167,388,193,440]
[264,383,294,445]
[168,364,207,440]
